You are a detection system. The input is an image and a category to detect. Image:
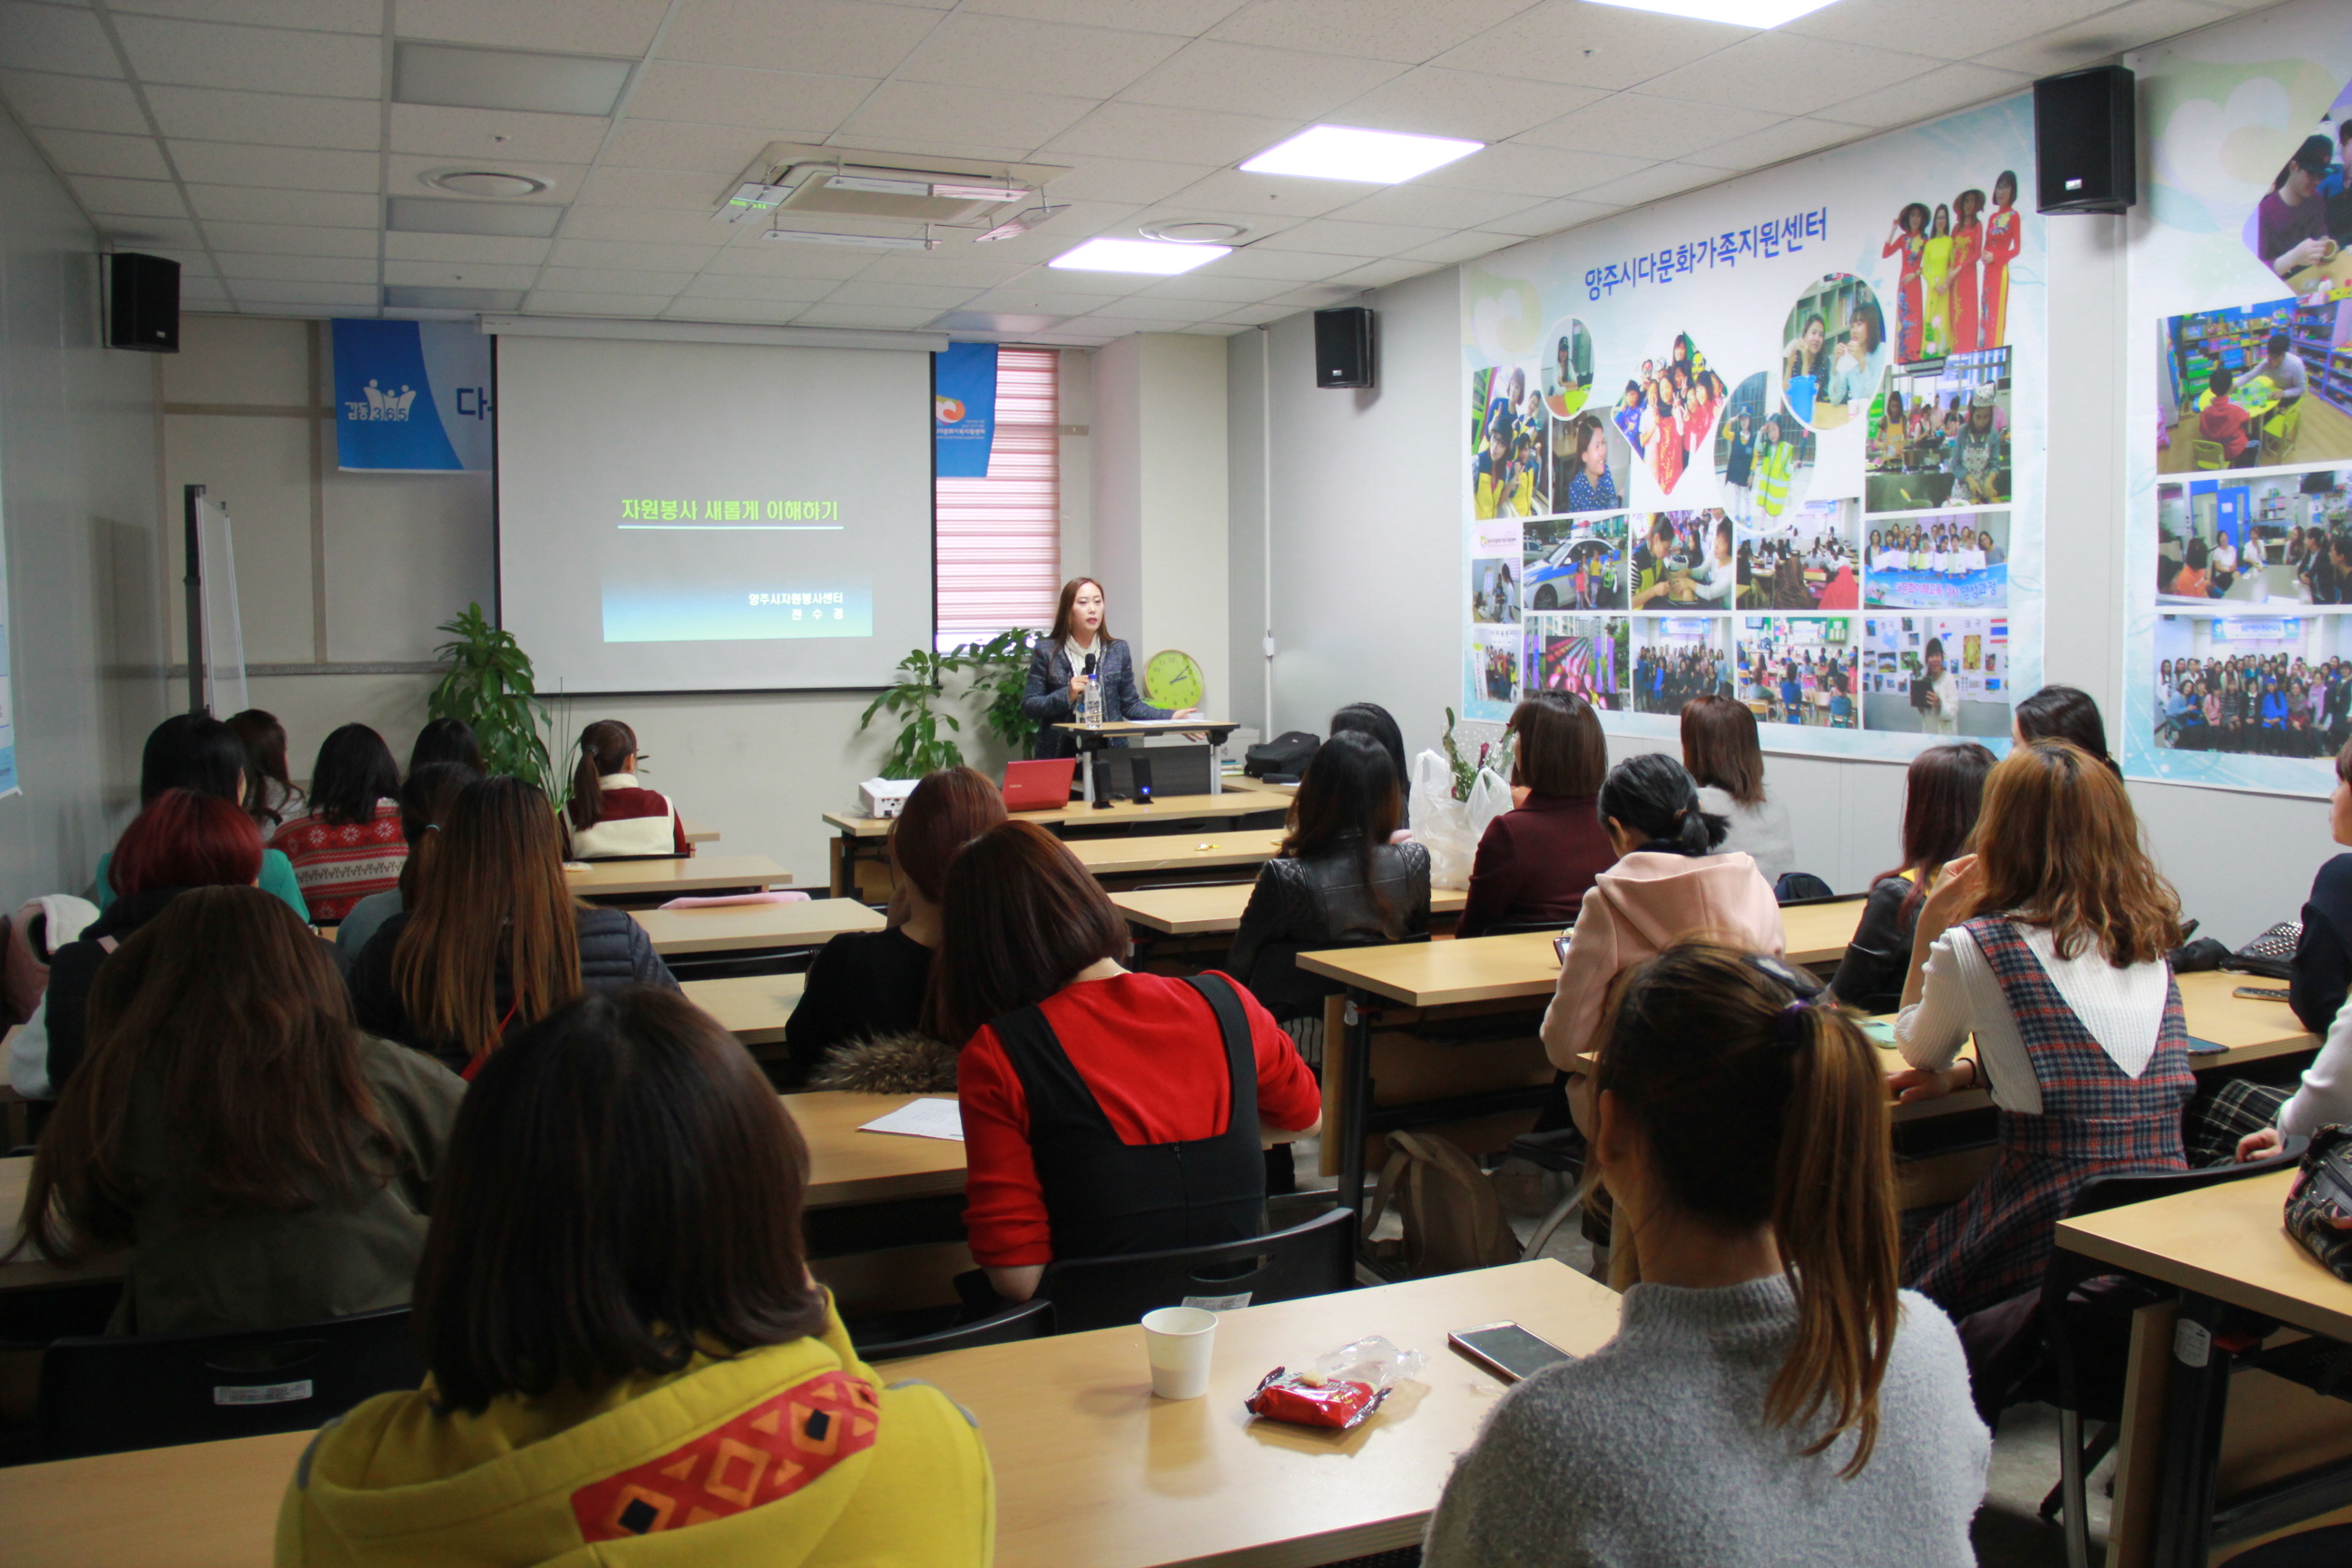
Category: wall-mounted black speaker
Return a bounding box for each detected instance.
[108,251,181,352]
[1314,306,1374,389]
[2034,65,2135,215]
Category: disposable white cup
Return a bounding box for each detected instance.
[1141,1306,1218,1399]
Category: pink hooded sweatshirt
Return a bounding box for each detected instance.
[1540,849,1785,1069]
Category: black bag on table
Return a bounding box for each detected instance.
[2226,920,2303,980]
[1244,730,1319,781]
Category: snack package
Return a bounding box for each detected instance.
[1244,1337,1426,1431]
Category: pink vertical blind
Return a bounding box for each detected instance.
[935,346,1061,645]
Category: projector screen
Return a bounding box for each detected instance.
[495,334,933,693]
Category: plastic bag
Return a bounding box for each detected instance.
[1410,750,1512,891]
[1245,1337,1426,1431]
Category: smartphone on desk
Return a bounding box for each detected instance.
[1449,1322,1574,1383]
[2233,985,2291,1002]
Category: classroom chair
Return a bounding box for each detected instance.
[1035,1205,1355,1334]
[35,1306,422,1460]
[1773,872,1836,903]
[2194,438,2228,471]
[857,1297,1054,1362]
[2263,403,2303,465]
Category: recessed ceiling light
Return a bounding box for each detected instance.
[760,229,939,250]
[393,41,632,117]
[1240,124,1483,184]
[1049,237,1231,275]
[423,170,549,199]
[1585,0,1838,26]
[1139,220,1249,244]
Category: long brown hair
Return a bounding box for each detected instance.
[1511,691,1606,798]
[567,719,639,831]
[889,766,1009,903]
[1965,740,2180,965]
[1681,692,1766,807]
[394,776,582,1063]
[1874,743,1994,922]
[925,819,1129,1044]
[225,709,298,828]
[1593,943,1898,1476]
[1282,731,1401,922]
[394,761,479,905]
[12,887,399,1266]
[1048,576,1111,644]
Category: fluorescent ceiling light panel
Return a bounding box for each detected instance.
[387,196,564,238]
[1583,0,1838,26]
[760,229,938,250]
[1049,237,1230,275]
[1239,124,1482,184]
[393,42,632,116]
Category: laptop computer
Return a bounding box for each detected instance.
[1002,756,1076,811]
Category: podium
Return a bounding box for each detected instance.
[1052,719,1240,808]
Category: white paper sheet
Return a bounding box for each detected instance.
[858,1097,965,1142]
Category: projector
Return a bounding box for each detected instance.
[858,778,919,819]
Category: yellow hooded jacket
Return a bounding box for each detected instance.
[278,1303,992,1567]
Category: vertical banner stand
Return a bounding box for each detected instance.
[182,484,205,715]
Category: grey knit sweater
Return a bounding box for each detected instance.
[1423,1275,1988,1568]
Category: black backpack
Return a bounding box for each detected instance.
[1244,730,1320,781]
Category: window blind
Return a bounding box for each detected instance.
[935,346,1060,646]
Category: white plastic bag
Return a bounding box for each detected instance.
[1409,749,1512,891]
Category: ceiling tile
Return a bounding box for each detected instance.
[547,236,722,270]
[1210,245,1364,279]
[677,272,838,300]
[1214,302,1298,324]
[387,152,591,201]
[1178,320,1249,334]
[659,0,943,78]
[1209,0,1537,64]
[597,116,768,173]
[897,13,1181,98]
[0,69,146,132]
[1073,311,1211,334]
[185,182,378,225]
[524,289,680,314]
[536,264,701,292]
[1398,228,1521,264]
[624,62,876,134]
[1681,116,1861,172]
[789,301,951,329]
[931,309,1071,334]
[838,82,1101,151]
[35,128,170,180]
[1037,155,1220,205]
[1321,181,1542,230]
[230,279,377,304]
[69,175,187,218]
[1044,101,1302,166]
[1115,39,1405,119]
[1128,270,1297,303]
[701,243,871,279]
[558,205,737,243]
[142,85,381,151]
[112,0,379,32]
[386,231,551,264]
[395,0,673,55]
[173,140,381,191]
[382,257,544,288]
[1267,282,1359,307]
[813,133,1041,165]
[1418,139,1637,196]
[662,297,814,322]
[1434,2,1744,92]
[212,250,379,282]
[203,219,380,255]
[1323,66,1605,143]
[961,283,1139,314]
[1157,167,1367,220]
[1569,159,1724,209]
[1781,0,2114,59]
[1115,205,1303,248]
[1813,62,2030,129]
[1515,93,1782,161]
[856,247,1044,285]
[1008,260,1138,295]
[1252,214,1450,255]
[1640,33,1940,118]
[578,163,728,210]
[963,0,1249,34]
[1972,0,2232,76]
[114,17,381,97]
[92,215,199,246]
[0,4,121,78]
[388,103,612,163]
[1475,192,1619,235]
[382,286,524,311]
[819,279,980,308]
[1329,257,1430,288]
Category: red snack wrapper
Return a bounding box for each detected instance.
[1244,1366,1390,1430]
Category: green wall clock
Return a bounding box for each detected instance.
[1143,649,1204,710]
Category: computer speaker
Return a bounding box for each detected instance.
[1314,306,1374,389]
[1129,755,1153,804]
[2033,65,2135,215]
[108,251,181,352]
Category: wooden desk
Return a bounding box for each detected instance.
[2173,970,2319,1065]
[1112,882,1468,936]
[681,973,803,1047]
[822,792,1285,896]
[1062,828,1288,882]
[0,1258,1622,1568]
[564,854,788,899]
[632,897,883,957]
[681,819,718,845]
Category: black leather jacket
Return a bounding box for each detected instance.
[1227,835,1431,1021]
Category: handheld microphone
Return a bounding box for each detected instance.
[1083,652,1098,677]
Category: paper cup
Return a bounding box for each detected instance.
[1141,1306,1218,1399]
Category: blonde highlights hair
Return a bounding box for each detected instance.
[1965,739,2180,965]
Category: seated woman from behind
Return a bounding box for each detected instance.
[1828,743,1994,1015]
[938,821,1322,1305]
[564,719,691,858]
[348,777,678,1074]
[782,766,1006,1090]
[1426,944,1988,1567]
[269,722,406,925]
[1459,691,1614,936]
[1681,693,1795,887]
[11,887,462,1334]
[276,987,992,1568]
[335,761,478,959]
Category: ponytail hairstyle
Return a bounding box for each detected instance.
[1597,751,1726,854]
[567,720,640,833]
[1592,942,1899,1475]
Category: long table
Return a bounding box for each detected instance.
[564,854,789,900]
[632,897,884,957]
[1112,881,1469,936]
[681,972,804,1045]
[0,1258,1623,1568]
[1060,828,1287,884]
[823,791,1287,897]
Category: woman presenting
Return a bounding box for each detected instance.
[1023,577,1196,761]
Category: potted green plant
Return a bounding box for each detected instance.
[962,628,1042,757]
[858,647,969,777]
[428,603,564,804]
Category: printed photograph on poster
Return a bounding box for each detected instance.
[2154,613,2352,760]
[1552,408,1632,514]
[1616,333,1729,500]
[1464,622,1524,720]
[1630,615,1730,714]
[1524,514,1628,611]
[1543,318,1595,418]
[1630,509,1737,610]
[1780,275,1888,431]
[1528,613,1628,708]
[1882,171,2021,365]
[2156,470,2352,603]
[1471,518,1523,624]
[1865,511,2009,609]
[1867,347,2011,512]
[2159,292,2352,474]
[1860,614,2009,737]
[2239,83,2352,289]
[1737,615,1858,729]
[1473,364,1549,519]
[1743,498,1861,611]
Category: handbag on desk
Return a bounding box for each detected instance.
[2286,1124,2352,1283]
[2225,919,2303,980]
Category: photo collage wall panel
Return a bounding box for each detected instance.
[2125,0,2352,794]
[1462,98,2044,761]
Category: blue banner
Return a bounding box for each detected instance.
[932,342,997,478]
[332,320,492,472]
[1865,565,2008,610]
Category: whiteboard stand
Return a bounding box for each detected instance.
[182,484,249,717]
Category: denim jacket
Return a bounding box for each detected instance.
[1022,637,1169,758]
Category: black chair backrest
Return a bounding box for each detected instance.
[1775,872,1838,904]
[38,1306,424,1460]
[1467,919,1569,938]
[1037,1206,1355,1334]
[858,1298,1054,1362]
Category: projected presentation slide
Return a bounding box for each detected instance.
[495,334,934,693]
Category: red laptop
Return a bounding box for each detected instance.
[1002,757,1077,810]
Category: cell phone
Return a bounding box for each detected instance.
[2234,985,2292,1002]
[1448,1321,1574,1383]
